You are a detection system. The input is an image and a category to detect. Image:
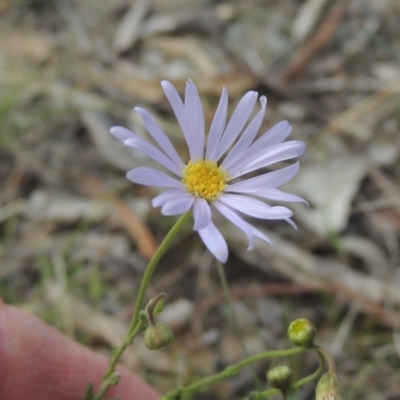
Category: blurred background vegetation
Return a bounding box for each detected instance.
[1,0,400,398]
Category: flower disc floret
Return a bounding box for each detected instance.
[182,160,229,201]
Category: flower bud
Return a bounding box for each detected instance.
[288,318,316,348]
[316,372,343,400]
[144,322,174,350]
[267,365,292,392]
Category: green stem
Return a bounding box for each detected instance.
[242,347,326,400]
[128,211,192,337]
[161,347,305,400]
[292,348,325,389]
[314,345,335,373]
[147,292,167,326]
[93,211,192,400]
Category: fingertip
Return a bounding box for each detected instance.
[0,304,159,400]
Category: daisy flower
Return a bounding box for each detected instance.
[111,80,305,263]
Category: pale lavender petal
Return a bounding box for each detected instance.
[255,188,308,204]
[206,87,228,160]
[127,167,184,188]
[161,80,186,130]
[252,120,292,149]
[222,96,267,170]
[161,80,194,152]
[134,107,184,169]
[212,91,258,162]
[226,162,300,193]
[198,221,228,263]
[125,137,182,176]
[110,126,138,142]
[215,201,274,250]
[219,194,293,219]
[245,222,273,247]
[152,189,188,208]
[230,141,305,178]
[213,201,255,250]
[185,81,205,160]
[284,218,298,230]
[161,193,194,216]
[227,121,292,175]
[193,198,212,230]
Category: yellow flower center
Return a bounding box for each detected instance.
[182,160,230,201]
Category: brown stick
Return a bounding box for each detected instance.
[280,0,347,82]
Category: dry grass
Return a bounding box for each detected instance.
[1,0,400,398]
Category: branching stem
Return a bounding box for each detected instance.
[161,347,306,400]
[90,211,192,400]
